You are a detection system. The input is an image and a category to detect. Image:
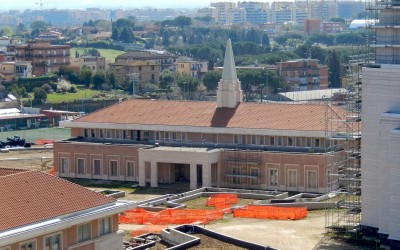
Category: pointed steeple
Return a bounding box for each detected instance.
[216,39,243,108]
[221,39,238,81]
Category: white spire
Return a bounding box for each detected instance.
[221,39,238,81]
[216,39,243,108]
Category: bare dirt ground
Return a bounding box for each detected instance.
[206,212,326,250]
[0,148,53,170]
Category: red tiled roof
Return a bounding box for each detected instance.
[0,168,27,177]
[0,171,115,232]
[74,99,344,131]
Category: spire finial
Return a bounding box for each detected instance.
[221,39,238,81]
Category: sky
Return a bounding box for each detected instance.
[3,0,269,10]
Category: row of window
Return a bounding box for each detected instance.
[1,217,111,250]
[61,157,136,177]
[227,169,319,189]
[83,128,324,148]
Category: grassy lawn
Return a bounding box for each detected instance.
[46,88,101,103]
[0,127,71,141]
[72,48,125,62]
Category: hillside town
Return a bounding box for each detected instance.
[0,0,399,250]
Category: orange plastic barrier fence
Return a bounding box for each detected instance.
[35,139,55,145]
[119,208,224,225]
[48,166,54,176]
[233,205,307,220]
[206,194,238,207]
[130,225,167,237]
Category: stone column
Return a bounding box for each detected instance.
[150,161,158,187]
[190,163,197,190]
[202,162,212,187]
[139,160,146,187]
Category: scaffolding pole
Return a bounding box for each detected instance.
[325,56,363,233]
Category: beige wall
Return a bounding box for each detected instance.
[3,215,119,250]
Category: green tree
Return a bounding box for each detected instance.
[159,70,176,89]
[40,84,53,93]
[79,66,92,87]
[92,72,106,89]
[202,71,221,91]
[108,72,116,89]
[30,21,48,31]
[120,27,134,43]
[33,87,47,104]
[262,33,270,48]
[0,26,13,37]
[111,27,121,41]
[174,16,192,28]
[177,75,200,99]
[330,17,346,24]
[327,50,341,88]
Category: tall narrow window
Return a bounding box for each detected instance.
[307,171,317,189]
[109,160,118,176]
[93,159,101,176]
[288,170,297,188]
[60,158,69,174]
[270,137,275,145]
[19,240,35,250]
[77,223,91,242]
[44,234,61,250]
[269,169,278,186]
[99,217,111,236]
[77,158,85,175]
[126,161,135,177]
[288,137,293,146]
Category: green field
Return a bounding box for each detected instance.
[46,88,101,104]
[72,48,125,62]
[0,127,71,142]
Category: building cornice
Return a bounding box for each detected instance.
[0,200,135,246]
[61,120,327,138]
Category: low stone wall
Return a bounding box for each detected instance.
[161,228,200,249]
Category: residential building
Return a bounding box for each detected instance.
[278,59,329,91]
[361,0,400,247]
[115,50,177,72]
[270,2,294,24]
[37,30,63,40]
[304,19,322,35]
[54,40,347,194]
[14,40,70,76]
[197,7,218,22]
[176,59,208,79]
[0,61,32,80]
[338,1,365,19]
[0,169,134,250]
[78,56,106,73]
[109,60,161,85]
[211,2,237,24]
[304,19,344,34]
[322,22,343,34]
[238,1,269,24]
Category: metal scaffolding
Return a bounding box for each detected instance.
[325,55,364,232]
[223,150,262,189]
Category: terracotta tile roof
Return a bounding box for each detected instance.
[74,99,346,131]
[0,168,27,177]
[0,170,115,232]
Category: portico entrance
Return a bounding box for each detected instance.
[138,146,221,189]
